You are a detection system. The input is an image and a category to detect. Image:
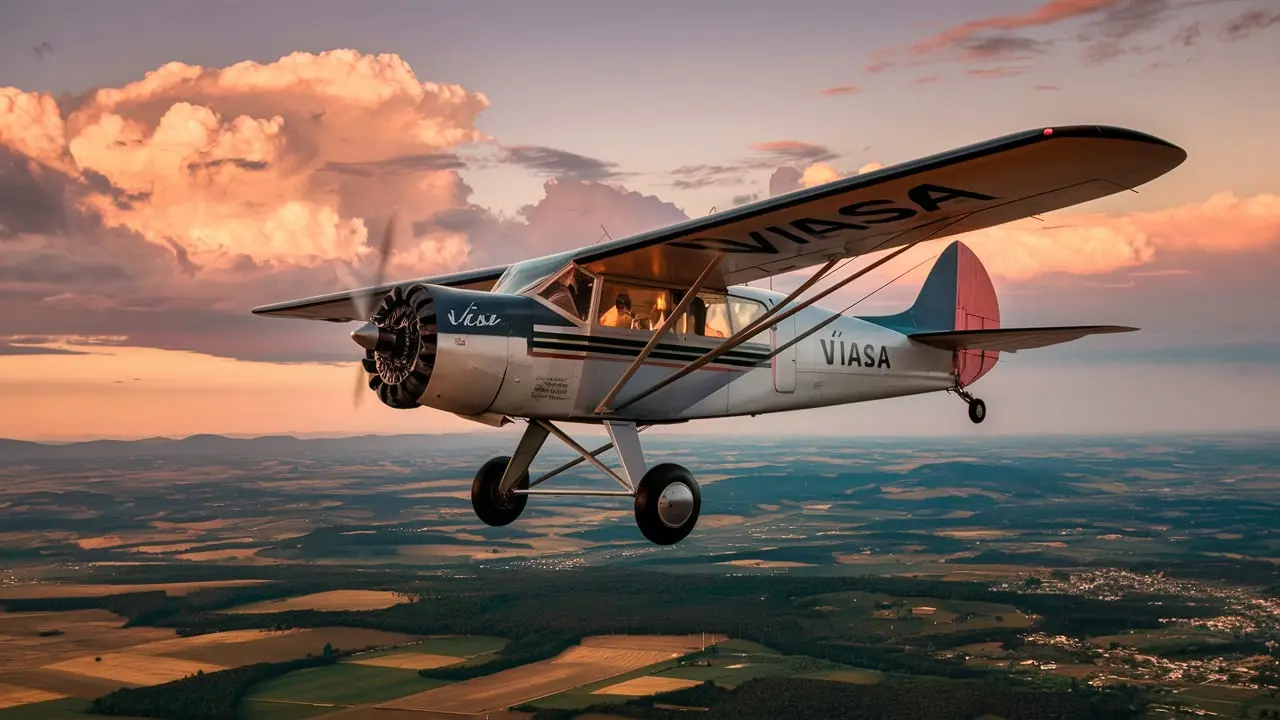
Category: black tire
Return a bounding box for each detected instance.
[471,456,528,527]
[634,463,701,546]
[968,398,987,424]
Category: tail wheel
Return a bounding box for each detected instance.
[471,456,529,527]
[634,463,701,546]
[363,284,438,409]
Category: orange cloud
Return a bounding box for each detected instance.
[14,50,488,275]
[966,192,1280,280]
[0,50,690,364]
[800,163,841,188]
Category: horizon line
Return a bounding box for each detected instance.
[5,428,1279,446]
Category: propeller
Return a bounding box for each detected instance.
[337,213,400,408]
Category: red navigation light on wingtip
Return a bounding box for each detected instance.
[1043,128,1054,136]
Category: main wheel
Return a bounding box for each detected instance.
[634,463,701,546]
[471,456,528,527]
[968,398,987,424]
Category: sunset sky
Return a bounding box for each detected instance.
[2,0,1278,441]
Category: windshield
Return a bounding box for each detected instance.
[491,249,579,295]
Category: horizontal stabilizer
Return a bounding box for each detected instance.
[909,325,1137,353]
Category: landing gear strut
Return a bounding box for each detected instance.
[949,386,987,424]
[470,420,701,546]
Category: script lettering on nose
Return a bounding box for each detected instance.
[448,303,501,328]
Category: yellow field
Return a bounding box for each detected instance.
[126,628,305,655]
[224,590,409,613]
[0,609,175,671]
[580,634,725,652]
[163,627,427,666]
[43,652,225,685]
[383,634,716,715]
[349,652,461,670]
[0,682,65,710]
[0,580,267,599]
[593,676,702,696]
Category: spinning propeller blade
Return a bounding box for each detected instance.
[337,214,400,409]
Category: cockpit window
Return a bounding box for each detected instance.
[492,249,579,295]
[539,264,595,321]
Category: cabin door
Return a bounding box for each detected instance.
[772,316,796,393]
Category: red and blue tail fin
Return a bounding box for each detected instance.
[860,240,1137,387]
[859,240,1000,387]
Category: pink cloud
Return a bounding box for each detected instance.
[908,0,1117,57]
[967,66,1032,78]
[818,85,860,97]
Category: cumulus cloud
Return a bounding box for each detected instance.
[966,192,1280,280]
[0,50,690,363]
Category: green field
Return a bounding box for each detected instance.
[797,591,1033,641]
[403,635,509,657]
[239,701,333,720]
[1168,684,1280,719]
[0,698,96,720]
[243,663,449,706]
[525,640,887,713]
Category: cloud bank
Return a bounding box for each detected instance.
[3,48,1279,365]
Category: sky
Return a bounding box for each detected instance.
[1,0,1278,441]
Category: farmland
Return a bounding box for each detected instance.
[380,635,714,715]
[0,433,1278,718]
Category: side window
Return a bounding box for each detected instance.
[596,280,673,331]
[679,291,730,339]
[539,265,595,322]
[729,295,768,338]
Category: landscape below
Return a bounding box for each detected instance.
[0,432,1277,719]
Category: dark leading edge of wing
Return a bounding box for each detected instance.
[909,325,1140,353]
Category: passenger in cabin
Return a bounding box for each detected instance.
[600,291,636,328]
[649,292,670,330]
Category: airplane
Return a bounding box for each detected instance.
[252,125,1186,546]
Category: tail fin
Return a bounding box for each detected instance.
[859,240,1000,387]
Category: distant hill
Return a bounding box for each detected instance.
[0,432,506,461]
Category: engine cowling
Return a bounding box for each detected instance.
[359,283,513,415]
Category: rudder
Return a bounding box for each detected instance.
[858,240,1000,386]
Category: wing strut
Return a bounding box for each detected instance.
[594,254,724,415]
[608,255,842,413]
[764,248,940,363]
[610,215,977,414]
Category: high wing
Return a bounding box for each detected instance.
[569,125,1184,288]
[909,325,1138,353]
[251,265,507,322]
[252,125,1184,322]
